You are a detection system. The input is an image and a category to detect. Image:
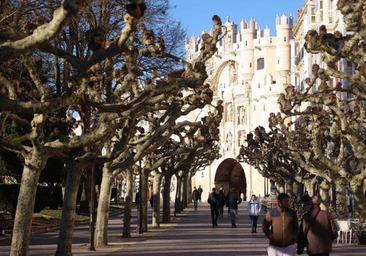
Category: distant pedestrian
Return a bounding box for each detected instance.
[227,187,242,228]
[220,185,225,194]
[248,194,261,233]
[218,188,226,217]
[197,185,203,202]
[262,193,298,256]
[208,187,219,227]
[192,186,199,210]
[226,189,232,217]
[297,196,338,256]
[135,191,140,208]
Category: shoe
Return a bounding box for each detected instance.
[232,225,234,228]
[251,230,254,233]
[234,224,237,228]
[254,230,257,233]
[215,222,218,227]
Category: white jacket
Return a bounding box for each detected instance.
[247,199,261,216]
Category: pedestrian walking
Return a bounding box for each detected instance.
[226,189,232,217]
[192,186,199,210]
[297,196,338,256]
[197,185,203,202]
[248,194,261,233]
[227,187,242,228]
[218,188,226,217]
[262,193,298,256]
[207,187,219,227]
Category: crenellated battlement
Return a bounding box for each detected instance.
[276,13,293,27]
[186,14,292,58]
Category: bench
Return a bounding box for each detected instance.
[0,212,13,235]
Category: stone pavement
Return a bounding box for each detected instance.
[0,202,365,255]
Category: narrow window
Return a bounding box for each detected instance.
[257,58,264,70]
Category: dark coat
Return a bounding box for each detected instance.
[298,207,338,255]
[227,192,242,210]
[192,189,199,201]
[207,192,219,210]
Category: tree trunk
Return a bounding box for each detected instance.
[10,157,45,256]
[95,164,114,246]
[141,170,149,232]
[187,173,192,203]
[182,172,188,209]
[335,179,348,219]
[55,167,83,256]
[162,174,172,223]
[350,181,366,220]
[174,174,182,215]
[152,170,162,227]
[122,168,133,238]
[179,175,184,211]
[318,179,330,211]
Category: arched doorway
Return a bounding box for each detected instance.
[214,158,247,200]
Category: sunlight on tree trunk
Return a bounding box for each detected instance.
[95,165,114,246]
[10,160,44,256]
[152,170,162,227]
[122,169,133,238]
[318,179,330,211]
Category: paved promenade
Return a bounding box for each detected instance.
[0,202,365,255]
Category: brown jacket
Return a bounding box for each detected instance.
[262,205,299,247]
[299,208,338,255]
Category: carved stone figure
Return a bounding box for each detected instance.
[238,106,246,124]
[226,132,233,151]
[226,102,233,122]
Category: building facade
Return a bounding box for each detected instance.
[186,14,293,200]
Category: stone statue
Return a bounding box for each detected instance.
[226,102,233,122]
[226,132,233,151]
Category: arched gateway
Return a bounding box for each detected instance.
[214,158,247,200]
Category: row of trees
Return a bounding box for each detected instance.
[238,0,366,219]
[0,1,223,255]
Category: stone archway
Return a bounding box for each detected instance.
[212,60,237,93]
[214,158,247,200]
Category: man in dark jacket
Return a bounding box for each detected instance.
[263,193,298,256]
[297,195,338,256]
[192,186,199,210]
[228,187,242,228]
[207,187,219,227]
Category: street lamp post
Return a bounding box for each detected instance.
[88,163,96,251]
[137,158,143,234]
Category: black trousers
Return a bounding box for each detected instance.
[210,207,219,226]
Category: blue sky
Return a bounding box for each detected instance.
[170,0,305,37]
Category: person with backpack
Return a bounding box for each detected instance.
[207,187,219,227]
[297,196,338,256]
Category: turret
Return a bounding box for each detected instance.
[239,18,257,79]
[276,13,292,75]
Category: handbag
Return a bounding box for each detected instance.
[297,210,320,254]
